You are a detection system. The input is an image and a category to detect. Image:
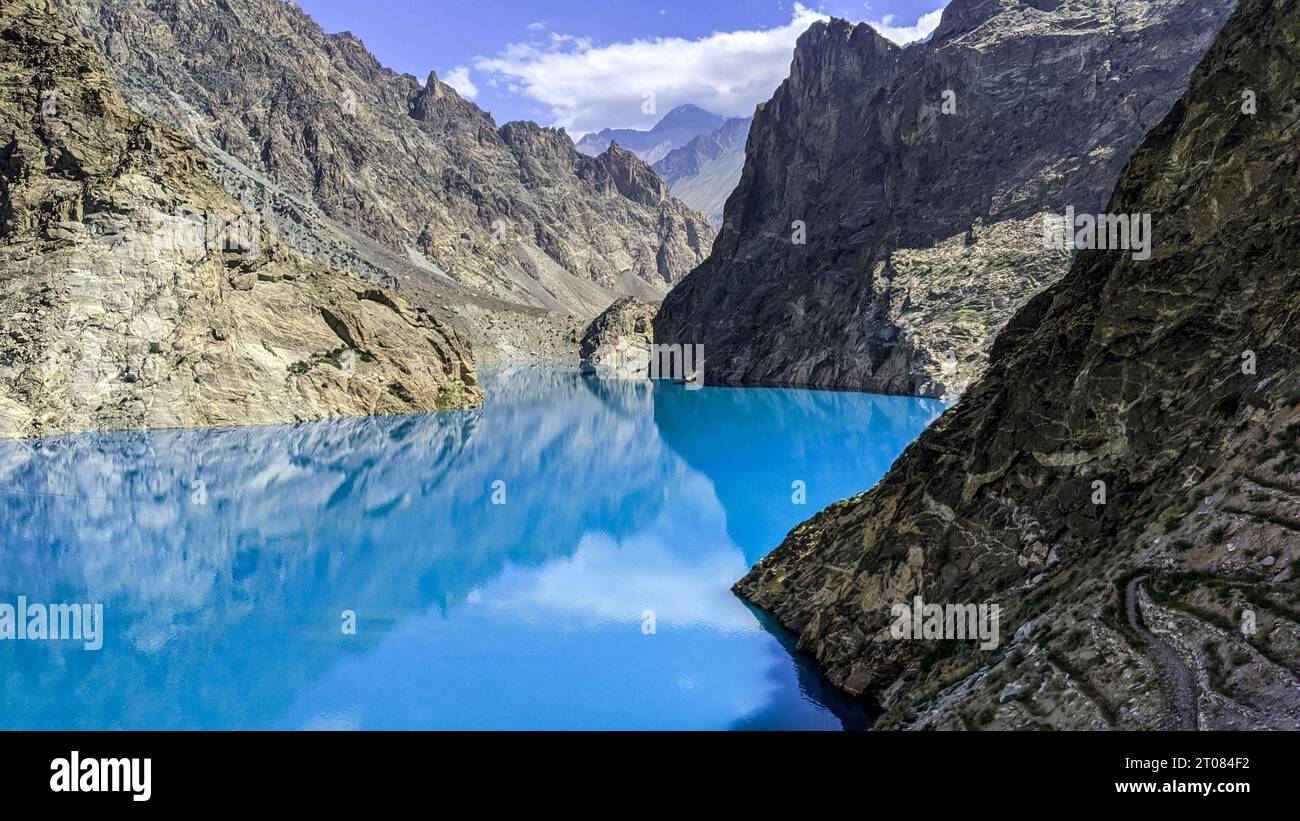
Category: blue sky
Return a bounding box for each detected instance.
[294,0,949,136]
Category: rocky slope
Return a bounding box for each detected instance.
[576,104,726,165]
[653,116,753,229]
[50,0,713,336]
[656,0,1238,399]
[0,0,481,439]
[736,0,1300,730]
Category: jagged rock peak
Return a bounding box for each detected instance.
[655,0,1237,398]
[582,142,671,207]
[51,0,715,318]
[927,0,1008,45]
[800,16,900,49]
[787,18,899,92]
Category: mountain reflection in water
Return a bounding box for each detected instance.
[0,366,943,730]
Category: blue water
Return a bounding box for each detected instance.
[0,366,943,730]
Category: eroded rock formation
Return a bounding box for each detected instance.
[51,0,713,331]
[580,296,658,377]
[0,0,481,439]
[657,0,1238,399]
[736,0,1300,730]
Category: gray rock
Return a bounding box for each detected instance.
[734,0,1300,731]
[0,0,481,440]
[52,0,714,330]
[656,0,1237,398]
[652,116,753,230]
[580,297,658,378]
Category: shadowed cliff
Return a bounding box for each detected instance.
[736,0,1300,731]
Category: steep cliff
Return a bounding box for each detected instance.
[0,0,481,439]
[50,0,714,327]
[736,0,1300,730]
[656,0,1238,399]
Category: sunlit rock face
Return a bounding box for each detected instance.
[0,0,481,439]
[50,0,714,324]
[656,0,1238,399]
[580,297,658,380]
[736,0,1300,731]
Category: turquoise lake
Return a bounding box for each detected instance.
[0,366,944,730]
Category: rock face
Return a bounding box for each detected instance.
[656,0,1238,399]
[653,116,753,230]
[579,297,657,377]
[576,104,726,165]
[736,0,1300,731]
[50,0,714,324]
[0,0,481,439]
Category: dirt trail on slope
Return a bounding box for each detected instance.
[1126,576,1199,730]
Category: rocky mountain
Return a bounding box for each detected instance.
[737,0,1300,731]
[0,0,481,439]
[656,0,1239,400]
[653,116,753,229]
[576,104,726,165]
[49,0,713,358]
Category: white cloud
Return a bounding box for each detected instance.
[866,8,946,45]
[472,3,832,136]
[443,65,479,99]
[489,529,759,634]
